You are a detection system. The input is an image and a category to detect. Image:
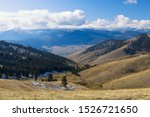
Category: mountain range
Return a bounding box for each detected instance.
[0,29,149,56]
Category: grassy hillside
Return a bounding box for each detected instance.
[103,69,150,89]
[80,54,150,89]
[69,34,150,65]
[1,79,150,100]
[53,72,83,84]
[0,79,37,91]
[91,45,128,65]
[69,40,128,65]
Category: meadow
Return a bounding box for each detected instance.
[0,79,150,100]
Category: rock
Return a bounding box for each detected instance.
[32,81,77,91]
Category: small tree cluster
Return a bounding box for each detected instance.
[72,64,91,76]
[41,74,57,82]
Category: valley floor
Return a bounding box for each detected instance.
[0,79,150,100]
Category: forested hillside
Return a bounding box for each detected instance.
[0,41,74,78]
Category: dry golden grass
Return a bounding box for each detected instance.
[69,44,128,65]
[0,79,37,91]
[2,54,150,100]
[1,88,150,100]
[54,72,83,83]
[103,69,150,89]
[80,54,150,89]
[0,79,150,100]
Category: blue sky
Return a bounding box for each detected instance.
[0,0,149,20]
[0,0,149,30]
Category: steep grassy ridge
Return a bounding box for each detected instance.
[80,54,150,89]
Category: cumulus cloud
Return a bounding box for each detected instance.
[124,0,138,4]
[0,9,85,30]
[82,15,150,30]
[0,9,150,30]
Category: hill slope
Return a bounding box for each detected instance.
[69,40,128,64]
[103,69,150,89]
[0,41,74,77]
[80,54,150,89]
[0,79,37,91]
[70,34,150,65]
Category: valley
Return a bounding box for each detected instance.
[0,29,148,56]
[1,33,150,100]
[1,52,150,100]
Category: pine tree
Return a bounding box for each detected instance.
[48,74,54,82]
[61,76,68,87]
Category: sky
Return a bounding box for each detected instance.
[0,0,149,30]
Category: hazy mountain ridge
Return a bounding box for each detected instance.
[0,29,148,56]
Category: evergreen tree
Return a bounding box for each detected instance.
[61,76,68,87]
[48,74,54,82]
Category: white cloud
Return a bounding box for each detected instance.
[124,0,138,4]
[81,15,150,30]
[0,9,85,30]
[0,9,149,30]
